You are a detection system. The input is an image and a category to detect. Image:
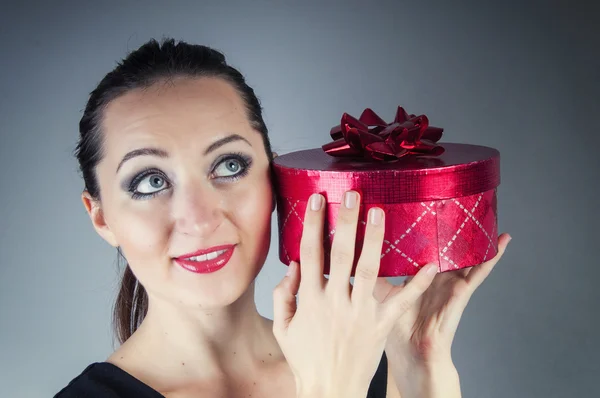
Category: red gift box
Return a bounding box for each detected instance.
[272,107,500,276]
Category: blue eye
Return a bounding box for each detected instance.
[128,169,170,200]
[126,153,252,200]
[136,174,167,194]
[211,154,252,181]
[214,158,243,177]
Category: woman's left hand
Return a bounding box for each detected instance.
[373,233,512,398]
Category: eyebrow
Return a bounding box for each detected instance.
[203,134,252,155]
[116,147,168,173]
[116,134,252,173]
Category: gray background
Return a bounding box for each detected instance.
[0,0,598,397]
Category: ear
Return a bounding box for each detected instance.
[81,191,119,247]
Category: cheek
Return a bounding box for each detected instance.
[108,200,171,264]
[228,178,273,253]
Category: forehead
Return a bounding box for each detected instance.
[101,77,255,154]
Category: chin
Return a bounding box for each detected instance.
[178,283,254,310]
[170,258,263,310]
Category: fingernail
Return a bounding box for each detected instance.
[426,263,438,274]
[370,208,383,225]
[344,191,358,209]
[507,234,512,243]
[310,194,323,211]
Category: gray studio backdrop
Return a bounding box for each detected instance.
[0,1,598,397]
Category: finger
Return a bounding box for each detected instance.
[432,235,509,340]
[298,193,326,294]
[465,233,511,289]
[382,262,438,320]
[327,191,361,293]
[272,261,301,335]
[437,289,470,339]
[352,207,385,301]
[436,272,482,339]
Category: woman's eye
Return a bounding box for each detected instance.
[213,158,245,178]
[136,174,168,194]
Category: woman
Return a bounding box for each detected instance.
[55,38,510,398]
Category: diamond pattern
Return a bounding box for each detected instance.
[276,189,498,276]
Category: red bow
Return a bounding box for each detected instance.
[322,106,444,161]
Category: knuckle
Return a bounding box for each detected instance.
[300,243,318,261]
[355,265,378,280]
[301,213,321,231]
[301,252,318,267]
[395,297,413,314]
[331,248,353,266]
[363,233,384,252]
[362,236,383,257]
[336,210,357,226]
[300,220,312,233]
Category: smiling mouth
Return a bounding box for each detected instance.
[174,244,236,274]
[184,248,228,262]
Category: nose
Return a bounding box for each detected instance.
[173,183,224,237]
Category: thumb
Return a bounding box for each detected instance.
[382,262,437,319]
[272,261,301,335]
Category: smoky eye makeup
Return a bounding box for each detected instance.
[209,152,254,182]
[121,152,254,200]
[121,167,171,200]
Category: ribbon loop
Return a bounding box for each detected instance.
[322,106,445,161]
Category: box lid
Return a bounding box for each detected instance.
[272,143,500,203]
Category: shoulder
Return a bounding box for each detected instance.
[54,363,120,397]
[54,362,162,398]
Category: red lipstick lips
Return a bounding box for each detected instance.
[174,244,236,274]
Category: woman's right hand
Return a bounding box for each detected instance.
[273,191,439,398]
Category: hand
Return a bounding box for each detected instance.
[272,191,438,398]
[375,233,512,397]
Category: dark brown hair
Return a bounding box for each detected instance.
[74,38,273,345]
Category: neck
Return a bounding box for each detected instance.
[129,281,279,377]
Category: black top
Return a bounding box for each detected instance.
[55,352,388,397]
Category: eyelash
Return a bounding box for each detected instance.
[127,152,253,200]
[209,152,252,181]
[128,168,166,200]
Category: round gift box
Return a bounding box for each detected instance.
[272,143,501,276]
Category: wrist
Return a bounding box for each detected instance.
[418,363,461,398]
[388,355,461,398]
[415,355,457,373]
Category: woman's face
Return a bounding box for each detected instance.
[85,77,273,309]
